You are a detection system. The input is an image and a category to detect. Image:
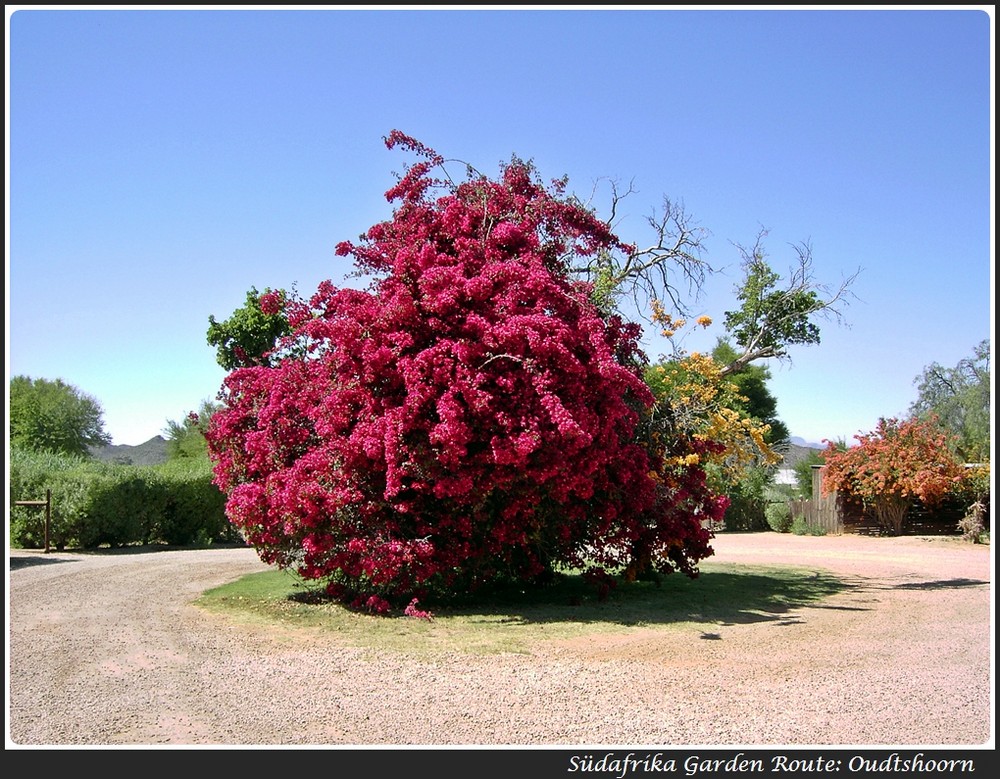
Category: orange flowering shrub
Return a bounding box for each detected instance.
[821,416,965,535]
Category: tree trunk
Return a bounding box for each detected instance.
[873,495,909,536]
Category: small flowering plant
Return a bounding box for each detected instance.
[206,132,720,612]
[404,598,434,620]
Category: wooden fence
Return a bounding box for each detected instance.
[788,466,843,534]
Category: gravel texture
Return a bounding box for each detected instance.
[6,532,993,749]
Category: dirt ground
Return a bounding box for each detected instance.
[6,531,993,748]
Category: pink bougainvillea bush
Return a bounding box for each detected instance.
[206,132,721,611]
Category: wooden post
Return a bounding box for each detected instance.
[45,489,52,553]
[14,491,52,553]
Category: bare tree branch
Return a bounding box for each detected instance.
[568,182,715,318]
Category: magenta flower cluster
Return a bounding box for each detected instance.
[206,132,719,611]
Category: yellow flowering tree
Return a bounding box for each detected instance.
[642,304,792,532]
[644,308,781,483]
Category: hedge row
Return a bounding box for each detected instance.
[8,447,243,550]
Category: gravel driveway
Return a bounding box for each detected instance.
[6,532,993,748]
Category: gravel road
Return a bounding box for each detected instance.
[6,532,993,748]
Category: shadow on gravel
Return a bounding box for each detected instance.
[9,544,251,570]
[586,568,851,629]
[9,555,78,571]
[11,543,252,559]
[836,575,990,592]
[891,577,989,590]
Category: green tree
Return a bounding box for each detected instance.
[792,447,826,498]
[720,228,860,377]
[163,399,221,461]
[9,375,112,457]
[711,338,789,447]
[691,338,789,531]
[571,192,861,361]
[909,339,990,463]
[206,287,292,371]
[635,224,858,512]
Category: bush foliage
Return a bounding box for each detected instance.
[8,446,238,550]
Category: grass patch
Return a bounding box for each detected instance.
[196,561,845,657]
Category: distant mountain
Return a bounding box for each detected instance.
[776,440,827,469]
[789,436,825,449]
[89,435,169,466]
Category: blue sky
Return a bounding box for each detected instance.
[6,6,994,448]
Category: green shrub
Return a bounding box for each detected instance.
[75,469,167,548]
[9,445,239,549]
[722,470,771,531]
[765,501,794,533]
[152,458,236,545]
[9,446,84,503]
[791,516,827,536]
[9,446,93,549]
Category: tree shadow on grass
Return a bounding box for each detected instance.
[443,566,849,628]
[288,563,850,629]
[209,563,862,655]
